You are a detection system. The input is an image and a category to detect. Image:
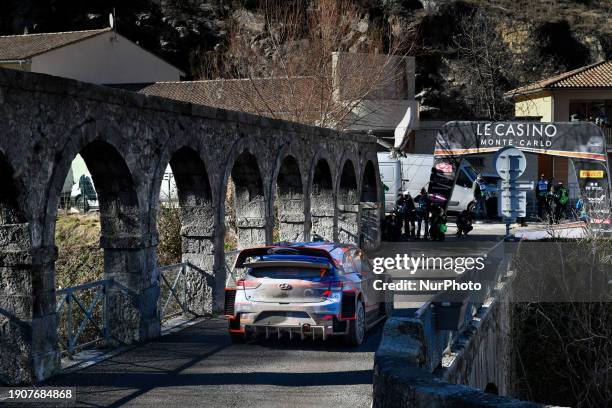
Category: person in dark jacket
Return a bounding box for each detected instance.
[403,193,416,238]
[456,209,473,237]
[535,174,550,220]
[414,188,430,240]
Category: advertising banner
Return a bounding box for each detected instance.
[430,121,611,210]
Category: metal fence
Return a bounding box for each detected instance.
[56,280,111,356]
[158,263,191,322]
[56,257,234,355]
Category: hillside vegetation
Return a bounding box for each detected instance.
[1,1,610,119]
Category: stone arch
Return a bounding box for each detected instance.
[337,159,359,244]
[46,139,152,347]
[275,154,305,242]
[167,146,215,314]
[309,158,335,241]
[359,160,380,249]
[227,150,266,248]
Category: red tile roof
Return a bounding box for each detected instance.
[506,60,612,97]
[0,28,111,61]
[137,77,327,122]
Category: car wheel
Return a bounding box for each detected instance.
[229,331,247,344]
[345,300,365,347]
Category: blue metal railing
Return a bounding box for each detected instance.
[158,263,190,321]
[56,279,111,356]
[56,261,217,355]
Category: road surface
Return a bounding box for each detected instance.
[46,316,381,407]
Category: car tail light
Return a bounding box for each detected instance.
[321,280,343,299]
[224,288,236,316]
[329,281,343,291]
[237,279,261,289]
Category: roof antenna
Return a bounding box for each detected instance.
[109,8,118,42]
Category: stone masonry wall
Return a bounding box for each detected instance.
[0,67,380,384]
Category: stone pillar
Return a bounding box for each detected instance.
[337,204,360,244]
[180,205,216,315]
[278,193,305,242]
[311,207,335,241]
[101,237,160,345]
[0,223,60,384]
[236,214,267,248]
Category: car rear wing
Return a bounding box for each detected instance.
[234,246,336,269]
[242,260,331,269]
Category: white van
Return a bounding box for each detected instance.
[377,152,477,214]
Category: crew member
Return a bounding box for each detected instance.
[553,181,569,223]
[535,174,550,220]
[414,188,430,240]
[403,193,416,238]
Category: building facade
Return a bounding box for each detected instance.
[506,60,612,195]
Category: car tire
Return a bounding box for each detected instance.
[229,331,247,344]
[345,300,365,347]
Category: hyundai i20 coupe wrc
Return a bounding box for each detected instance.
[224,242,393,346]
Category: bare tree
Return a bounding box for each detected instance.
[203,0,415,130]
[451,9,516,120]
[510,197,612,407]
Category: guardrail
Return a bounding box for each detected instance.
[56,280,111,356]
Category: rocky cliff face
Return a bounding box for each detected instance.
[1,0,610,118]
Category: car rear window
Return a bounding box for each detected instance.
[249,267,328,279]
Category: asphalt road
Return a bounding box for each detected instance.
[46,317,382,408]
[43,233,504,408]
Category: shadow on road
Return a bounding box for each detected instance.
[44,317,381,407]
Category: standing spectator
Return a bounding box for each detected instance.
[395,193,407,238]
[553,182,569,223]
[429,205,447,241]
[535,174,550,220]
[473,175,487,220]
[414,187,430,240]
[403,193,416,238]
[575,196,588,222]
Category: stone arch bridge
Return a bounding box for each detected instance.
[0,68,381,384]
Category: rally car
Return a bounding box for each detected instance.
[224,242,393,346]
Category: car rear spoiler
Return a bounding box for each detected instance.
[234,246,336,268]
[242,260,331,269]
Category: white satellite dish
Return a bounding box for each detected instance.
[394,105,413,150]
[109,13,114,29]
